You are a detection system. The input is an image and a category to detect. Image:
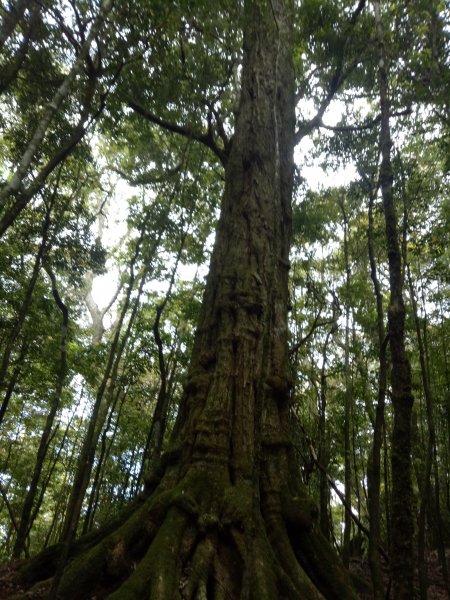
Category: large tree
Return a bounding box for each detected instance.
[7,1,360,598]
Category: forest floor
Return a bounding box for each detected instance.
[0,550,448,599]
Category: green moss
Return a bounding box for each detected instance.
[221,481,253,527]
[183,536,216,598]
[248,532,280,600]
[56,538,112,599]
[18,544,62,584]
[108,508,187,600]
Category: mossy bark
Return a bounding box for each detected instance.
[7,2,358,598]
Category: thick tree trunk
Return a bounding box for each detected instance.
[11,2,359,598]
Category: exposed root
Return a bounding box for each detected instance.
[265,509,325,599]
[54,492,167,599]
[182,535,216,599]
[210,550,239,600]
[108,507,188,600]
[3,463,359,600]
[16,496,147,587]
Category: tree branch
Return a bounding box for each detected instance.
[0,53,127,237]
[319,108,412,133]
[127,98,229,166]
[295,0,368,144]
[295,57,362,143]
[289,311,336,356]
[0,0,113,210]
[0,482,20,538]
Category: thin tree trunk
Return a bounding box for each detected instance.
[383,419,392,552]
[407,264,450,598]
[58,232,145,542]
[365,179,388,599]
[422,295,450,598]
[352,418,362,530]
[46,405,87,549]
[0,202,53,423]
[436,285,450,515]
[12,266,68,557]
[121,446,137,502]
[51,223,167,595]
[340,199,352,567]
[82,387,125,534]
[0,2,41,94]
[88,394,126,526]
[318,327,334,542]
[0,337,29,427]
[139,231,188,486]
[374,2,415,596]
[82,196,123,345]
